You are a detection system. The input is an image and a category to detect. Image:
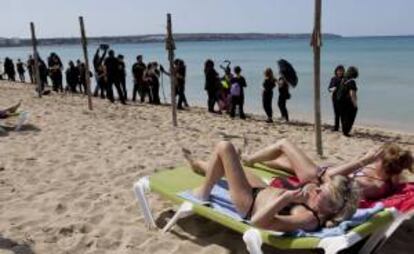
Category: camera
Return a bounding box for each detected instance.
[99,44,109,50]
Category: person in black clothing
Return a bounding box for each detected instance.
[79,63,93,95]
[146,62,161,105]
[117,54,127,100]
[48,53,64,92]
[4,58,16,82]
[262,68,276,123]
[328,65,345,131]
[175,59,189,109]
[27,55,35,83]
[37,58,48,92]
[16,59,25,82]
[104,50,126,104]
[66,61,79,93]
[76,60,83,93]
[160,59,189,109]
[337,66,359,137]
[229,66,246,119]
[131,55,146,102]
[93,47,108,98]
[277,76,291,122]
[204,59,219,113]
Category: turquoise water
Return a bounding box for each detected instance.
[1,37,414,132]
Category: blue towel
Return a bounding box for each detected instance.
[178,181,384,238]
[290,203,384,237]
[178,179,245,221]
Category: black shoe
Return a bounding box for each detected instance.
[266,119,273,123]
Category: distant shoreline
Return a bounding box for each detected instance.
[0,33,342,48]
[1,33,413,49]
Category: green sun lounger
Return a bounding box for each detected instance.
[133,165,402,254]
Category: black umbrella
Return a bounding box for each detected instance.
[277,59,298,87]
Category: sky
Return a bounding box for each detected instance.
[2,0,414,38]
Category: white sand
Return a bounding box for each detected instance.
[0,82,413,254]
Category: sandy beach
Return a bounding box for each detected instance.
[1,81,413,254]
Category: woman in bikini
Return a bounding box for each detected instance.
[183,141,360,232]
[242,139,413,200]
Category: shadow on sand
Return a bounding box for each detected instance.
[0,235,34,254]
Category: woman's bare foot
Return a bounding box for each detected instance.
[182,148,205,176]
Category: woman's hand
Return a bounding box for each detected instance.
[361,146,384,165]
[283,189,307,204]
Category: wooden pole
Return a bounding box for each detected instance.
[166,13,177,127]
[79,16,93,110]
[311,0,323,156]
[30,22,42,98]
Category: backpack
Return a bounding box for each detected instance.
[230,82,241,97]
[336,79,352,102]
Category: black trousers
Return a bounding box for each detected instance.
[119,76,127,100]
[140,86,152,103]
[107,78,125,103]
[28,70,34,83]
[18,72,25,82]
[207,89,216,112]
[278,95,289,121]
[151,85,161,105]
[341,105,358,136]
[230,96,245,118]
[93,78,106,98]
[263,92,273,120]
[51,72,63,92]
[176,85,189,109]
[332,99,341,131]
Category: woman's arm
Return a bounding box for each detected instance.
[251,190,316,231]
[326,147,383,179]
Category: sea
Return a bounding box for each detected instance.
[1,37,414,132]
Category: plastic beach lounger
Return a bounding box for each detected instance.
[133,165,404,254]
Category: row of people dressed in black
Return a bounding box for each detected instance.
[92,47,189,107]
[1,56,36,83]
[204,59,291,122]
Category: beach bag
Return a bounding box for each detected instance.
[230,82,241,97]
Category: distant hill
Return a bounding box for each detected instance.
[0,33,342,48]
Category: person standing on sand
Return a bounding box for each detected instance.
[37,58,48,92]
[16,59,26,83]
[277,76,291,122]
[48,53,64,92]
[131,55,146,102]
[229,66,246,119]
[262,68,276,123]
[117,54,127,100]
[27,55,35,83]
[160,59,189,109]
[337,66,359,137]
[104,50,126,104]
[4,58,16,82]
[93,47,108,98]
[328,65,345,131]
[147,62,161,105]
[175,59,189,109]
[65,61,79,93]
[204,59,220,113]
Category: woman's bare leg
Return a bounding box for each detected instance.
[244,139,319,183]
[183,148,267,187]
[262,155,294,173]
[192,141,262,214]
